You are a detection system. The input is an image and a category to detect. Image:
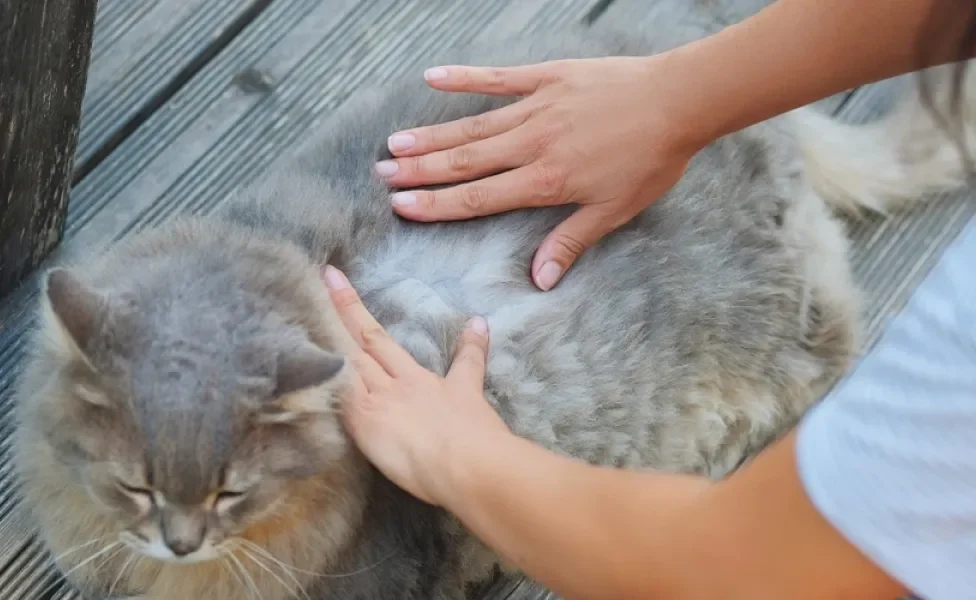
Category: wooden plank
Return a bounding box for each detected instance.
[0,0,97,299]
[75,0,271,176]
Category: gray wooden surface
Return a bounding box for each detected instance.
[76,0,271,178]
[0,0,971,598]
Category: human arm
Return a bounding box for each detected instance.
[377,0,976,291]
[321,265,909,600]
[447,428,907,600]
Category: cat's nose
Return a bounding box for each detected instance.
[160,511,206,558]
[166,538,202,557]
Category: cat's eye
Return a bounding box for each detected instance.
[117,481,152,496]
[214,489,248,511]
[116,481,154,507]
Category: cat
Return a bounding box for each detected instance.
[13,23,974,600]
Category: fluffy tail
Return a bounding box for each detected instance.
[791,62,976,216]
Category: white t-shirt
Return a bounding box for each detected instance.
[797,217,976,600]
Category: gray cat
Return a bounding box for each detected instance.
[13,24,972,600]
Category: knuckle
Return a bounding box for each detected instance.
[462,115,490,141]
[423,127,441,152]
[459,185,489,212]
[529,121,562,158]
[597,203,640,230]
[416,190,438,213]
[609,210,635,230]
[460,331,486,352]
[352,387,385,412]
[455,348,483,371]
[349,354,373,376]
[486,67,507,88]
[354,394,383,415]
[529,99,557,119]
[466,343,488,363]
[532,161,567,201]
[410,154,429,177]
[552,232,587,259]
[330,289,361,310]
[454,68,472,86]
[359,324,389,348]
[447,146,474,174]
[550,114,573,137]
[544,60,568,79]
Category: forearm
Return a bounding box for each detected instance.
[444,430,907,600]
[655,0,975,150]
[445,432,710,599]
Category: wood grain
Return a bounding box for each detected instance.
[0,0,97,299]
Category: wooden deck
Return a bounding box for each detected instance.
[0,0,972,598]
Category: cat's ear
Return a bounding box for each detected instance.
[273,342,346,398]
[41,268,106,364]
[258,342,346,423]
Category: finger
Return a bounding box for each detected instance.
[422,64,551,96]
[392,161,568,222]
[322,265,418,376]
[380,127,529,188]
[385,101,528,158]
[446,317,490,385]
[530,205,628,291]
[340,356,371,402]
[349,353,390,395]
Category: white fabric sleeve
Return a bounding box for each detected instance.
[796,218,976,600]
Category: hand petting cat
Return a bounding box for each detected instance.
[373,57,700,292]
[322,264,508,508]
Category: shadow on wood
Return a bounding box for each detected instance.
[0,0,97,299]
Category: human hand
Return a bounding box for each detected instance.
[375,55,704,290]
[322,265,510,507]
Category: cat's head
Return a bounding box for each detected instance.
[30,264,353,565]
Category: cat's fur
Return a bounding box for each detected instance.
[14,23,975,600]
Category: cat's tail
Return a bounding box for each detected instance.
[791,61,975,216]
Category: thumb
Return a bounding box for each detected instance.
[531,205,619,291]
[446,317,490,385]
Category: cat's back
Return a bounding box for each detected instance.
[217,27,667,324]
[222,26,846,474]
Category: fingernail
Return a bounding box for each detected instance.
[391,192,416,207]
[469,316,489,336]
[424,67,448,81]
[535,261,562,291]
[323,265,351,290]
[375,160,399,177]
[388,133,415,152]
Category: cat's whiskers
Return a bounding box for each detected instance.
[234,542,310,600]
[234,539,310,585]
[107,552,140,597]
[319,547,398,579]
[49,537,108,565]
[217,546,249,593]
[225,546,264,600]
[235,536,397,580]
[35,540,123,599]
[93,543,128,579]
[233,539,310,599]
